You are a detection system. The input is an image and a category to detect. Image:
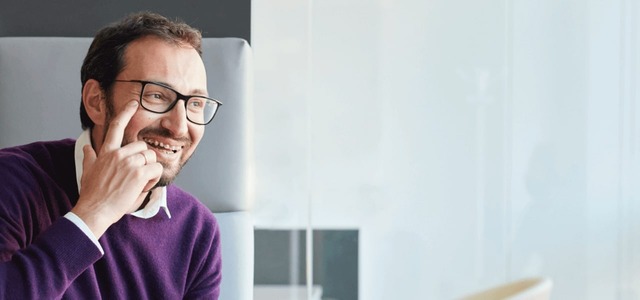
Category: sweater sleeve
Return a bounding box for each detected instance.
[0,154,102,299]
[0,218,102,299]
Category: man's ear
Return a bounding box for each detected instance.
[82,79,107,126]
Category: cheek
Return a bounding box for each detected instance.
[188,126,205,147]
[125,113,155,139]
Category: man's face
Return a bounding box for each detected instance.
[102,36,207,186]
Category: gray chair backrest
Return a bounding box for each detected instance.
[0,37,254,300]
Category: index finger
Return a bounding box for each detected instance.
[102,100,139,152]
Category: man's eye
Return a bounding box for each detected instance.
[187,99,207,112]
[144,92,169,102]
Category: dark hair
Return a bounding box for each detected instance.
[79,12,203,129]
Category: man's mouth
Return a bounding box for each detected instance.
[143,138,183,154]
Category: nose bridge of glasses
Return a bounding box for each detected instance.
[162,97,190,134]
[166,93,208,127]
[164,87,193,113]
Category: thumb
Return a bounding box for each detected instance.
[82,144,97,170]
[142,163,163,192]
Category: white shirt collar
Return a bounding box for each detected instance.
[74,130,171,219]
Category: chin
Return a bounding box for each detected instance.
[154,154,191,187]
[155,170,178,187]
[154,161,183,187]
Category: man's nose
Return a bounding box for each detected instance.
[161,100,189,137]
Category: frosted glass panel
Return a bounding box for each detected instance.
[253,0,640,298]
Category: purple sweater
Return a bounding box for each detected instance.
[0,139,221,299]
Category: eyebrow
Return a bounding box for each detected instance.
[155,80,209,97]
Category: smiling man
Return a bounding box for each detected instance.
[0,12,222,298]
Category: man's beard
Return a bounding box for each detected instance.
[104,99,192,188]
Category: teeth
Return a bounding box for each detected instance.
[144,138,182,153]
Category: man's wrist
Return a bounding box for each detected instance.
[70,205,113,239]
[64,212,105,255]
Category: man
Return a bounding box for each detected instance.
[0,12,222,298]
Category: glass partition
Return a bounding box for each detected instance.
[253,0,640,299]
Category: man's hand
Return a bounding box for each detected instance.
[71,101,163,238]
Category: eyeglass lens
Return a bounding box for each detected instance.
[141,83,218,125]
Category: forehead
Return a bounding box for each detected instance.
[119,35,207,94]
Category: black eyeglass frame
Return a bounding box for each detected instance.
[113,79,222,125]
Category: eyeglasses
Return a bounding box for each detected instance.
[113,79,222,125]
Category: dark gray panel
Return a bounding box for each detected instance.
[0,0,250,42]
[255,229,359,300]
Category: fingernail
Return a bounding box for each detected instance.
[129,101,138,107]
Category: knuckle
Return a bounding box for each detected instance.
[133,168,145,179]
[128,155,140,166]
[113,150,126,161]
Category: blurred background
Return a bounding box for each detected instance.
[3,0,640,299]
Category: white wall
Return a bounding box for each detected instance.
[252,0,640,298]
